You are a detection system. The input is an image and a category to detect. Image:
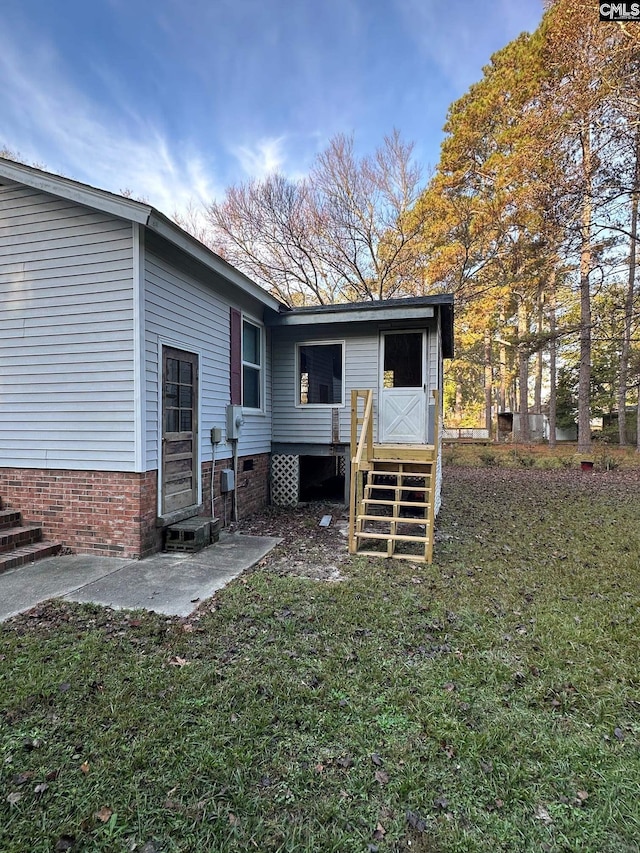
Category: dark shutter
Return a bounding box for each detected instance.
[230,308,242,405]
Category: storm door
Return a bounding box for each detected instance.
[161,347,198,515]
[379,331,428,444]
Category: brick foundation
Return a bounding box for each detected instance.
[201,452,270,523]
[0,468,161,559]
[0,453,270,558]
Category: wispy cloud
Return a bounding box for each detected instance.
[395,0,542,92]
[231,136,287,179]
[0,28,221,216]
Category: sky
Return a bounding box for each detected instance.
[1,0,543,218]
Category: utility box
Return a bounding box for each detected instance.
[220,468,235,492]
[226,405,243,440]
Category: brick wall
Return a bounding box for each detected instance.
[0,453,270,558]
[201,452,270,523]
[0,468,161,559]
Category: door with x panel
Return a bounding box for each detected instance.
[379,331,428,444]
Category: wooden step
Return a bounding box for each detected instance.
[369,472,431,482]
[372,445,435,462]
[362,498,430,509]
[365,482,431,492]
[357,514,428,525]
[356,549,431,564]
[0,523,43,554]
[0,541,62,574]
[355,531,431,543]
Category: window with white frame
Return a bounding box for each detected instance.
[297,342,344,406]
[242,319,262,409]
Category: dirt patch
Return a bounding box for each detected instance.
[232,502,351,581]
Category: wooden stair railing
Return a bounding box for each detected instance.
[348,389,373,554]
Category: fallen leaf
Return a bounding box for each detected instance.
[168,656,190,667]
[12,771,34,786]
[80,761,90,775]
[7,792,22,806]
[370,753,383,766]
[228,812,238,825]
[336,756,354,769]
[576,790,589,802]
[374,769,389,785]
[614,727,624,741]
[406,810,428,831]
[54,836,75,851]
[34,782,49,795]
[535,804,553,823]
[372,822,386,840]
[434,796,449,811]
[95,806,113,823]
[441,743,456,759]
[58,682,71,693]
[443,682,456,692]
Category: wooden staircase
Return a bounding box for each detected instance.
[348,391,439,564]
[0,497,62,574]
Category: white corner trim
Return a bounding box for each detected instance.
[132,223,146,472]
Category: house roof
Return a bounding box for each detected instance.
[267,294,454,358]
[0,157,454,356]
[0,156,285,313]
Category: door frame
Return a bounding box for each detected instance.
[158,341,202,519]
[378,329,429,444]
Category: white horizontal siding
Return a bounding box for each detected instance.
[144,246,272,471]
[272,320,441,447]
[0,184,136,471]
[272,326,379,445]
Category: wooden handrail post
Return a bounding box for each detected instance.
[349,389,374,555]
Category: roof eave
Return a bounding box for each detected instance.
[0,157,152,224]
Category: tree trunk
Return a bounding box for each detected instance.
[534,285,544,413]
[455,383,463,424]
[499,306,507,412]
[577,124,593,454]
[548,271,557,449]
[637,377,640,453]
[518,294,530,443]
[617,123,640,446]
[484,328,493,436]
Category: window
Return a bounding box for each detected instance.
[297,342,344,406]
[242,320,262,409]
[164,354,195,433]
[383,333,423,388]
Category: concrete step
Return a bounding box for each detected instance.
[0,541,62,574]
[0,508,23,530]
[0,523,43,554]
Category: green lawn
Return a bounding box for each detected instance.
[1,467,639,852]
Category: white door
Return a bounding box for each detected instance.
[379,331,428,444]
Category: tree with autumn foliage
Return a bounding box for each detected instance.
[205,131,425,306]
[417,0,640,451]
